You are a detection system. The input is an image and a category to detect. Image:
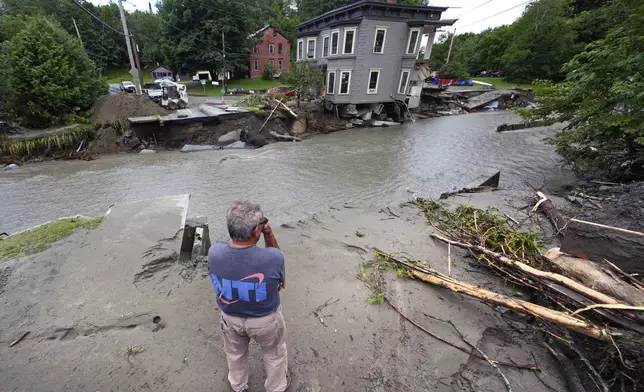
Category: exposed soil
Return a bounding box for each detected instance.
[91,93,169,125]
[577,182,644,232]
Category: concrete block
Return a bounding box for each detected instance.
[561,219,644,274]
[139,149,156,154]
[360,111,372,121]
[352,118,364,125]
[180,144,216,153]
[224,141,246,149]
[291,117,307,135]
[218,130,239,144]
[345,122,354,129]
[372,121,401,127]
[181,216,212,261]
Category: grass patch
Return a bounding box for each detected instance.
[186,78,283,97]
[103,68,154,84]
[473,77,533,90]
[0,217,103,261]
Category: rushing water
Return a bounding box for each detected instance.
[0,111,571,237]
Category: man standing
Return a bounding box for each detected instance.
[208,201,290,392]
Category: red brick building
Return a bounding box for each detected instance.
[249,25,291,78]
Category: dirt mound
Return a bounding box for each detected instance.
[91,93,169,124]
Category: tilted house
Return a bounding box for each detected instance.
[295,0,455,108]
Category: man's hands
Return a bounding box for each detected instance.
[261,217,280,249]
[261,220,273,236]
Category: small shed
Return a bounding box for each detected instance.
[151,66,173,81]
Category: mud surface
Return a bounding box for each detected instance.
[576,182,644,232]
[0,191,567,392]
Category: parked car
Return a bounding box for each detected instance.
[120,81,135,93]
[266,86,295,97]
[142,81,163,102]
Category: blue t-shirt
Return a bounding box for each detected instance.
[208,243,285,317]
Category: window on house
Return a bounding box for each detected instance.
[373,28,387,53]
[323,36,329,57]
[278,59,283,69]
[327,70,336,94]
[307,38,316,59]
[343,28,356,54]
[339,70,351,94]
[398,69,410,94]
[297,40,303,60]
[330,30,339,55]
[254,59,258,72]
[367,69,380,94]
[269,44,274,54]
[278,43,283,54]
[407,29,420,54]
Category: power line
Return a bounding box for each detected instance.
[455,0,494,18]
[457,0,531,29]
[69,0,129,36]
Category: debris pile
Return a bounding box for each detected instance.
[362,192,644,391]
[416,88,534,117]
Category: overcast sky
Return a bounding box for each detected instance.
[93,0,529,33]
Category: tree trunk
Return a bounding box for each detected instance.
[543,248,644,306]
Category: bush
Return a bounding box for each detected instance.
[6,16,106,127]
[284,62,324,106]
[263,63,275,80]
[438,61,469,80]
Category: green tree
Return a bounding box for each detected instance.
[438,61,468,80]
[473,25,513,72]
[296,0,349,20]
[263,62,275,80]
[522,0,644,180]
[128,10,164,68]
[6,16,105,127]
[501,0,581,82]
[284,62,323,106]
[268,0,299,44]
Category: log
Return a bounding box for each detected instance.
[431,234,622,306]
[268,131,301,142]
[543,248,644,306]
[533,192,567,235]
[409,268,609,340]
[561,218,644,275]
[278,101,297,118]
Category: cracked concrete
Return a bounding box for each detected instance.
[0,191,567,391]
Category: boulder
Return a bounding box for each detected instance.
[139,149,157,154]
[345,122,354,129]
[3,163,19,171]
[218,130,239,144]
[224,141,247,149]
[291,118,307,135]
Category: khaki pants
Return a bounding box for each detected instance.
[220,309,288,392]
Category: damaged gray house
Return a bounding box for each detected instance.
[295,0,455,110]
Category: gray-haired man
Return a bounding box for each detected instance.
[208,201,290,392]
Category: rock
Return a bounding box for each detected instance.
[291,118,307,135]
[360,111,372,121]
[139,149,156,154]
[181,144,216,153]
[355,229,366,238]
[345,122,354,129]
[224,141,246,149]
[352,118,364,125]
[3,163,19,171]
[372,121,401,127]
[218,130,239,144]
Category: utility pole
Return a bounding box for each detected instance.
[221,31,227,94]
[446,28,456,64]
[117,0,140,94]
[131,37,145,88]
[72,17,84,49]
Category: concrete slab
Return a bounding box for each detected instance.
[180,144,217,153]
[128,104,252,126]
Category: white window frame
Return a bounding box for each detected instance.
[398,69,411,94]
[322,35,330,57]
[278,59,283,69]
[253,59,258,72]
[326,69,336,95]
[339,69,352,95]
[330,30,340,55]
[367,68,381,94]
[372,27,387,54]
[268,44,274,54]
[306,38,316,59]
[406,28,421,55]
[297,39,303,60]
[342,27,357,55]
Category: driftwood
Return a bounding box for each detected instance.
[533,192,567,235]
[543,248,644,306]
[431,234,622,307]
[278,101,297,118]
[268,131,301,142]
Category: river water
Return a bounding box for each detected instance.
[0,111,571,237]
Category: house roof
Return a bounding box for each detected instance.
[296,0,450,29]
[248,24,290,42]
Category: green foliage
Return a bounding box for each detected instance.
[284,62,324,105]
[269,0,300,45]
[0,124,98,160]
[366,291,385,305]
[438,61,469,80]
[127,10,164,68]
[5,16,105,127]
[521,0,644,180]
[296,0,349,21]
[263,63,275,80]
[0,217,103,261]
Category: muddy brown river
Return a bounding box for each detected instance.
[0,112,571,236]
